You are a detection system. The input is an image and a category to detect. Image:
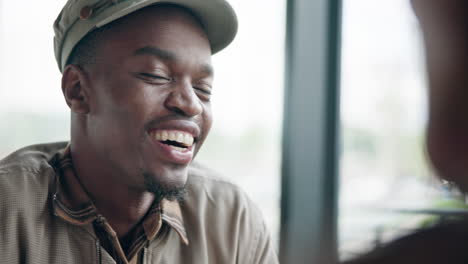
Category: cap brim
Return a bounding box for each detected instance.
[96,0,238,54]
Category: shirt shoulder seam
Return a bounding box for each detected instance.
[247,219,262,264]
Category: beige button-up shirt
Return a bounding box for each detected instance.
[52,145,188,264]
[0,142,279,264]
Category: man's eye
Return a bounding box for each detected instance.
[194,86,212,102]
[138,73,171,83]
[194,87,212,95]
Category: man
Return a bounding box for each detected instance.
[0,1,278,263]
[343,0,468,263]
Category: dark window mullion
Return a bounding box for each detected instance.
[280,0,342,263]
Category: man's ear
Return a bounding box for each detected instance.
[62,64,91,114]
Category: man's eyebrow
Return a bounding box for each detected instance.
[133,46,176,61]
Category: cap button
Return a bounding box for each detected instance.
[80,6,93,20]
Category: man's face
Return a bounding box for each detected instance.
[413,0,468,189]
[79,6,213,194]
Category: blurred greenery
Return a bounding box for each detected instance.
[419,199,468,228]
[342,126,377,158]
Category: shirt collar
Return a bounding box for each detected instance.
[50,145,189,245]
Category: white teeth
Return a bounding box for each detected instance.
[153,130,195,147]
[176,132,184,143]
[168,132,176,141]
[170,146,186,152]
[162,131,168,141]
[184,133,194,146]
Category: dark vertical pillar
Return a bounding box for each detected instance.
[280,0,342,263]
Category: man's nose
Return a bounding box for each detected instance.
[164,79,203,117]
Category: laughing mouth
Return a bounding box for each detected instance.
[152,130,195,152]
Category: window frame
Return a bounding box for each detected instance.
[280,0,343,262]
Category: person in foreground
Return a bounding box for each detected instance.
[343,0,468,263]
[0,1,278,263]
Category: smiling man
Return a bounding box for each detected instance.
[0,1,278,263]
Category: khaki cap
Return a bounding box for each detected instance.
[53,0,238,72]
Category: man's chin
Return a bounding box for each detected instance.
[143,172,187,202]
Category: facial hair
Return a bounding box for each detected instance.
[143,172,187,202]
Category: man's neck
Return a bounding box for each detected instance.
[70,143,156,238]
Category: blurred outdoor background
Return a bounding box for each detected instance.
[339,0,466,260]
[0,0,461,260]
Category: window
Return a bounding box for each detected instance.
[339,0,451,260]
[197,0,285,247]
